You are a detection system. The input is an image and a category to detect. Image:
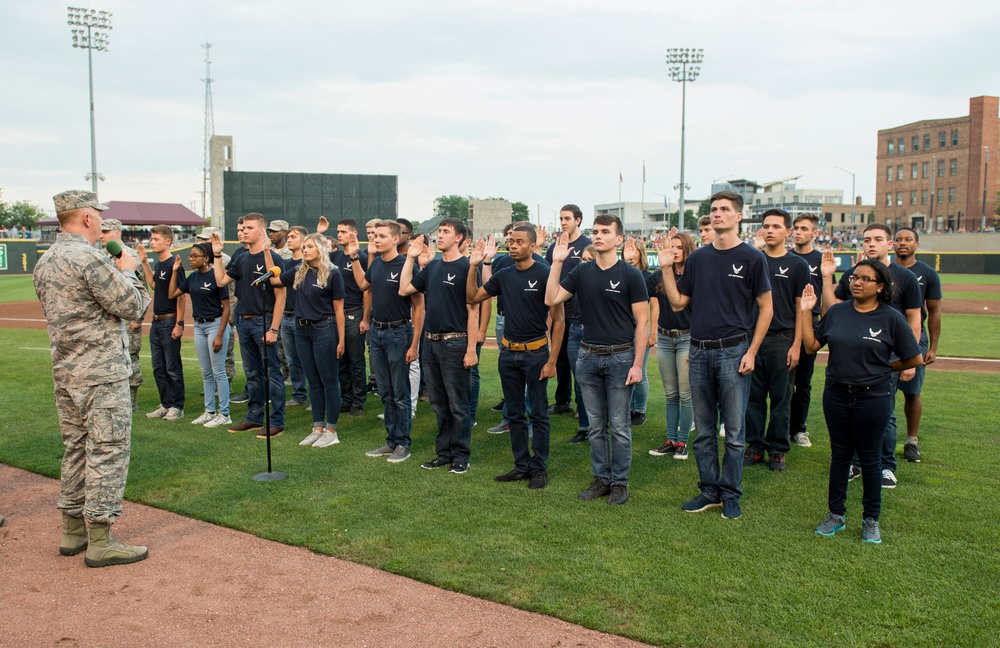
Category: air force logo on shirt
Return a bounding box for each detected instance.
[525,279,539,292]
[606,279,621,294]
[388,272,399,283]
[917,275,925,286]
[863,327,884,343]
[444,273,457,285]
[775,266,789,279]
[255,264,264,273]
[571,249,582,258]
[728,264,744,279]
[158,271,167,280]
[809,265,819,276]
[200,281,213,291]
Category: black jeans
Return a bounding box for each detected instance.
[823,380,893,520]
[789,341,817,435]
[338,309,368,409]
[422,337,472,463]
[498,345,551,473]
[744,331,795,454]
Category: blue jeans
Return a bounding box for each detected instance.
[689,339,751,501]
[236,316,286,428]
[422,336,472,463]
[744,332,795,454]
[657,333,692,444]
[370,323,413,449]
[295,318,341,428]
[498,345,551,472]
[576,347,634,486]
[824,380,894,520]
[630,344,651,414]
[565,322,590,430]
[149,318,184,409]
[469,342,483,423]
[280,315,308,402]
[193,319,231,416]
[338,309,368,409]
[496,315,534,426]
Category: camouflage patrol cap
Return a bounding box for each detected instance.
[197,226,222,240]
[53,190,108,214]
[100,218,123,232]
[267,219,289,232]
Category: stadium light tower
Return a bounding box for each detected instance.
[67,6,113,198]
[666,48,703,231]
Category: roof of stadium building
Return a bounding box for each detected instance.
[37,201,210,227]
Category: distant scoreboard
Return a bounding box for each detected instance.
[223,171,397,238]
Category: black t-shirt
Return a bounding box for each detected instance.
[153,256,185,316]
[834,260,922,319]
[902,260,942,329]
[177,269,228,320]
[546,234,590,323]
[677,242,771,340]
[279,264,345,321]
[410,256,470,334]
[330,250,368,310]
[561,259,647,345]
[226,251,285,316]
[791,248,823,315]
[760,252,810,331]
[815,301,921,386]
[483,260,551,342]
[647,270,691,330]
[365,254,412,323]
[281,258,302,313]
[491,252,545,315]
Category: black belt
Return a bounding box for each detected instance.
[240,314,262,319]
[193,316,219,324]
[580,342,634,355]
[691,333,747,349]
[283,311,295,316]
[425,331,467,341]
[827,380,891,393]
[152,313,175,321]
[297,316,333,327]
[344,305,363,314]
[658,327,690,337]
[372,319,408,329]
[766,328,794,337]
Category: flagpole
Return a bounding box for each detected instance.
[618,171,623,229]
[641,161,646,240]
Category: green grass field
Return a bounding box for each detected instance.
[0,275,36,302]
[2,327,999,646]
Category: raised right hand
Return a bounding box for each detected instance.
[209,232,224,256]
[820,249,837,278]
[551,233,570,263]
[316,215,329,234]
[800,284,818,311]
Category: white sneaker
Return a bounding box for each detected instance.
[300,428,324,446]
[163,407,184,421]
[146,405,168,419]
[718,423,726,438]
[204,413,232,428]
[313,430,340,448]
[192,411,216,425]
[377,413,385,420]
[793,431,812,448]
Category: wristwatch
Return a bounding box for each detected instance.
[483,260,492,266]
[269,327,279,334]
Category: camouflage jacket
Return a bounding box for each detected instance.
[34,233,151,387]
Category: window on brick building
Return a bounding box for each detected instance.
[939,132,946,147]
[937,188,944,204]
[950,159,958,175]
[912,136,919,151]
[938,160,945,177]
[888,140,895,155]
[921,189,928,205]
[952,130,959,146]
[922,162,929,178]
[886,193,892,207]
[898,138,905,154]
[910,190,917,205]
[949,187,956,203]
[887,166,893,182]
[911,163,918,179]
[897,165,904,181]
[923,134,931,150]
[896,192,903,206]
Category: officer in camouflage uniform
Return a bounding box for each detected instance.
[100,218,148,411]
[33,190,152,568]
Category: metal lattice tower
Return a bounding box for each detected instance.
[201,43,215,221]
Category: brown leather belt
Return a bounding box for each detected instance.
[658,327,690,337]
[152,313,176,321]
[425,331,467,341]
[501,336,547,351]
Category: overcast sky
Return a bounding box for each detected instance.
[2,0,998,228]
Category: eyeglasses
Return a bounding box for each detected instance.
[400,231,412,236]
[848,275,877,285]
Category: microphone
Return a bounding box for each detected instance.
[106,239,123,259]
[251,267,282,286]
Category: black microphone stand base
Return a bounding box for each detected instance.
[253,470,288,481]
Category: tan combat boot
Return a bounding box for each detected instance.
[83,523,148,568]
[59,514,88,556]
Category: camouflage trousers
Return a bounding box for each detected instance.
[225,322,236,381]
[54,378,132,525]
[128,326,143,389]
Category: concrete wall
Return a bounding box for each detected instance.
[468,199,512,240]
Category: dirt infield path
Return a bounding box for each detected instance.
[0,465,649,648]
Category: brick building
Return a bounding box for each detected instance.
[875,96,999,232]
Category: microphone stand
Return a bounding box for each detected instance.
[253,273,287,482]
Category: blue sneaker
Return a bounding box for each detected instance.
[862,517,882,544]
[815,513,846,536]
[721,499,742,520]
[681,493,721,513]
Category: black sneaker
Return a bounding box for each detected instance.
[366,382,378,394]
[903,442,921,463]
[418,389,429,402]
[347,406,363,417]
[630,411,646,426]
[340,404,351,413]
[649,440,676,457]
[567,430,589,444]
[743,448,765,467]
[230,392,249,404]
[490,399,505,412]
[495,469,530,482]
[881,469,898,489]
[721,499,742,519]
[528,470,548,489]
[768,453,786,472]
[548,403,573,415]
[578,478,611,501]
[449,461,469,474]
[607,484,629,505]
[420,457,451,470]
[848,465,862,481]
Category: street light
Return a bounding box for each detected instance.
[833,166,856,228]
[667,48,703,239]
[982,147,990,232]
[67,6,113,198]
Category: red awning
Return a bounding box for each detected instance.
[37,201,210,227]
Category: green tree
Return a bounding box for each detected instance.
[697,198,711,217]
[684,210,699,230]
[0,199,47,230]
[511,201,529,222]
[434,195,470,222]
